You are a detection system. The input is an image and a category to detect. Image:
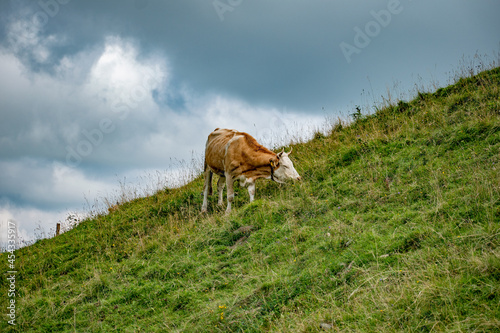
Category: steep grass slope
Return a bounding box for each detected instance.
[1,67,500,332]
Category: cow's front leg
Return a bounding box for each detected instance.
[217,176,226,206]
[226,176,234,214]
[247,180,256,202]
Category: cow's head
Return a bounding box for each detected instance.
[270,148,301,183]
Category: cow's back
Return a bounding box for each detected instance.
[205,128,277,177]
[205,128,240,175]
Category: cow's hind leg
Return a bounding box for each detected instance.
[225,176,234,214]
[247,180,256,202]
[217,176,226,207]
[201,166,212,213]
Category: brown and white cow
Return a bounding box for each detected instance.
[201,128,301,214]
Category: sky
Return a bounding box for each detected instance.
[1,0,499,248]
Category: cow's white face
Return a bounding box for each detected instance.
[273,149,301,183]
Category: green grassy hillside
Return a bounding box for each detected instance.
[1,67,500,332]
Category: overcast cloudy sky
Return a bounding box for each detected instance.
[1,0,499,247]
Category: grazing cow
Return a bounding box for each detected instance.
[201,128,301,214]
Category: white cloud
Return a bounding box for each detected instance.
[189,94,327,149]
[85,37,168,118]
[0,159,112,208]
[6,11,66,66]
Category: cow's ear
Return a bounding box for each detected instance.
[271,158,280,167]
[277,149,284,158]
